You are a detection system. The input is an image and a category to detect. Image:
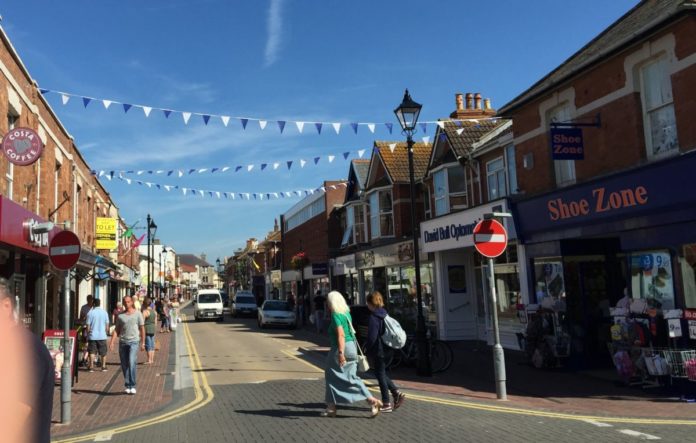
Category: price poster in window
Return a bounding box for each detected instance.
[689,320,696,340]
[668,318,683,338]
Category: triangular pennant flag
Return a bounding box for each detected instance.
[287,161,293,170]
[320,186,326,192]
[456,128,465,135]
[199,190,205,197]
[389,143,397,153]
[351,123,358,134]
[125,178,132,184]
[142,106,153,117]
[216,191,221,199]
[178,170,184,177]
[207,191,212,197]
[235,166,243,172]
[314,157,320,165]
[105,174,112,181]
[163,109,172,118]
[261,163,267,171]
[167,170,174,176]
[358,149,366,158]
[145,182,153,188]
[240,118,249,129]
[202,115,211,125]
[155,184,160,189]
[295,121,305,133]
[300,159,307,168]
[39,88,49,94]
[182,112,192,124]
[437,121,445,129]
[247,165,254,172]
[229,193,235,200]
[285,192,292,197]
[123,103,132,113]
[109,171,115,180]
[315,122,322,134]
[61,94,70,105]
[332,123,341,134]
[266,193,271,200]
[259,120,267,130]
[277,120,286,133]
[258,193,263,200]
[188,169,196,175]
[211,168,219,173]
[198,168,208,173]
[273,192,279,199]
[328,155,335,163]
[367,123,376,133]
[221,116,230,127]
[385,123,393,134]
[420,122,427,134]
[136,180,143,185]
[273,162,280,170]
[422,136,431,144]
[102,99,112,109]
[343,152,350,160]
[223,192,228,199]
[164,185,171,191]
[137,170,145,175]
[221,166,230,172]
[97,170,105,177]
[82,97,92,108]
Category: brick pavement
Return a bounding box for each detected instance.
[50,327,178,437]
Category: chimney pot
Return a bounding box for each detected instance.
[474,93,482,110]
[455,93,464,111]
[465,93,474,110]
[484,98,491,110]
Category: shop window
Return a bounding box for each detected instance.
[629,250,675,310]
[548,104,576,187]
[433,166,468,216]
[532,258,566,308]
[486,157,506,200]
[384,263,436,335]
[476,242,521,321]
[369,190,393,238]
[640,57,678,159]
[682,244,696,309]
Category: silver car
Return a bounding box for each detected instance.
[257,300,296,329]
[231,291,258,317]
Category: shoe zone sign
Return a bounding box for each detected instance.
[550,127,584,160]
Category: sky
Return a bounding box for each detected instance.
[0,0,639,262]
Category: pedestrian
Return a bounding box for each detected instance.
[297,294,305,327]
[314,290,326,333]
[78,294,94,366]
[133,294,142,312]
[86,298,110,372]
[366,291,406,413]
[141,297,156,365]
[157,298,170,333]
[109,295,145,395]
[112,301,124,325]
[0,277,54,443]
[322,291,382,418]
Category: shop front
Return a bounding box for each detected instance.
[513,151,696,369]
[331,254,359,305]
[421,199,525,346]
[303,262,330,298]
[281,269,301,300]
[355,240,434,335]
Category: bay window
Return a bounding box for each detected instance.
[433,165,468,217]
[369,190,393,238]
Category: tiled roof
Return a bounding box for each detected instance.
[178,254,212,268]
[439,119,510,158]
[180,263,197,273]
[351,159,370,188]
[373,141,433,183]
[500,0,696,114]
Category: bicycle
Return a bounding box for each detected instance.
[385,333,454,373]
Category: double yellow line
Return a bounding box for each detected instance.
[53,316,214,443]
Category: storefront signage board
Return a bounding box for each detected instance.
[2,127,44,166]
[0,196,60,254]
[43,329,77,383]
[312,262,328,276]
[550,127,584,160]
[95,217,117,250]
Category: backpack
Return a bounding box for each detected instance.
[381,315,407,349]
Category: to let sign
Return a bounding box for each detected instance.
[550,127,584,160]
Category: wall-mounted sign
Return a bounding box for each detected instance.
[2,127,44,166]
[312,262,328,276]
[23,218,50,248]
[550,127,584,160]
[95,217,117,250]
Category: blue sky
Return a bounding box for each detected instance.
[1,0,639,261]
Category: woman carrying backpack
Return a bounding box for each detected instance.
[366,291,406,413]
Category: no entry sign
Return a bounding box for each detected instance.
[49,231,81,271]
[473,219,508,258]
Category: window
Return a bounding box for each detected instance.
[548,105,576,187]
[487,157,506,200]
[341,204,367,247]
[53,161,62,222]
[640,57,678,158]
[423,184,432,220]
[682,244,696,309]
[285,197,326,231]
[6,114,17,200]
[505,145,518,194]
[433,166,468,216]
[629,250,675,310]
[369,190,393,238]
[75,185,81,233]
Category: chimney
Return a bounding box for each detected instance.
[465,93,473,110]
[484,98,492,111]
[274,218,279,231]
[200,253,206,263]
[455,93,464,111]
[474,93,482,110]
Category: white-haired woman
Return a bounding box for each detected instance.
[321,291,382,418]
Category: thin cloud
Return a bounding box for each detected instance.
[264,0,285,67]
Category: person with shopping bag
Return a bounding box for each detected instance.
[321,291,382,418]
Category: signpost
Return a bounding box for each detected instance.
[473,218,509,400]
[49,230,81,424]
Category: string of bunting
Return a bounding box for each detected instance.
[90,138,433,179]
[113,174,349,201]
[39,88,501,134]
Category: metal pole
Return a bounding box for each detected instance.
[407,134,431,377]
[61,270,72,423]
[488,257,507,400]
[147,214,151,300]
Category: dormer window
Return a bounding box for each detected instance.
[369,190,393,238]
[433,165,468,216]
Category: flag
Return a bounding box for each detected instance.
[123,220,139,239]
[252,258,261,271]
[132,234,146,249]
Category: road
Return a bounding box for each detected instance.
[97,305,692,442]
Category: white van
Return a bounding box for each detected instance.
[194,289,224,321]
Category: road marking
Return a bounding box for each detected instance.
[93,431,113,441]
[249,380,267,384]
[583,419,613,428]
[618,429,661,439]
[281,349,323,373]
[53,314,215,443]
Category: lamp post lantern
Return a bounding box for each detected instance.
[394,89,431,377]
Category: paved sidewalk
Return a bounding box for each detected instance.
[50,327,178,437]
[292,324,696,420]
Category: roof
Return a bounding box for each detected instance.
[178,254,212,268]
[499,0,696,114]
[351,159,370,189]
[180,263,197,273]
[372,141,433,183]
[438,119,510,158]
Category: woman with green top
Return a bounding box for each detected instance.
[142,297,156,365]
[322,291,382,418]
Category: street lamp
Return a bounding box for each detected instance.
[146,214,157,300]
[394,89,431,377]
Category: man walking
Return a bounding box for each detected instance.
[78,294,93,366]
[109,295,145,394]
[86,298,109,372]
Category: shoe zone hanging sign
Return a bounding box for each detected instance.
[550,127,584,160]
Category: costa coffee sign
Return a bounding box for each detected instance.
[2,127,44,166]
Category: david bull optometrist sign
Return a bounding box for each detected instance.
[2,127,44,166]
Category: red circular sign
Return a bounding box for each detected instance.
[49,231,81,271]
[473,219,508,258]
[2,127,44,166]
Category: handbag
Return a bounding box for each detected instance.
[356,341,370,373]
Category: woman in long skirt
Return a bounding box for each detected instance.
[322,291,382,418]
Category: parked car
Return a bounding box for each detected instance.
[257,300,296,329]
[193,289,224,321]
[231,291,258,317]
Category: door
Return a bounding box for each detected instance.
[437,250,477,340]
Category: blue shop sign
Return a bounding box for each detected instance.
[550,127,584,160]
[312,262,328,276]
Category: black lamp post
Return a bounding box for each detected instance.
[146,214,157,300]
[216,258,224,290]
[394,89,431,377]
